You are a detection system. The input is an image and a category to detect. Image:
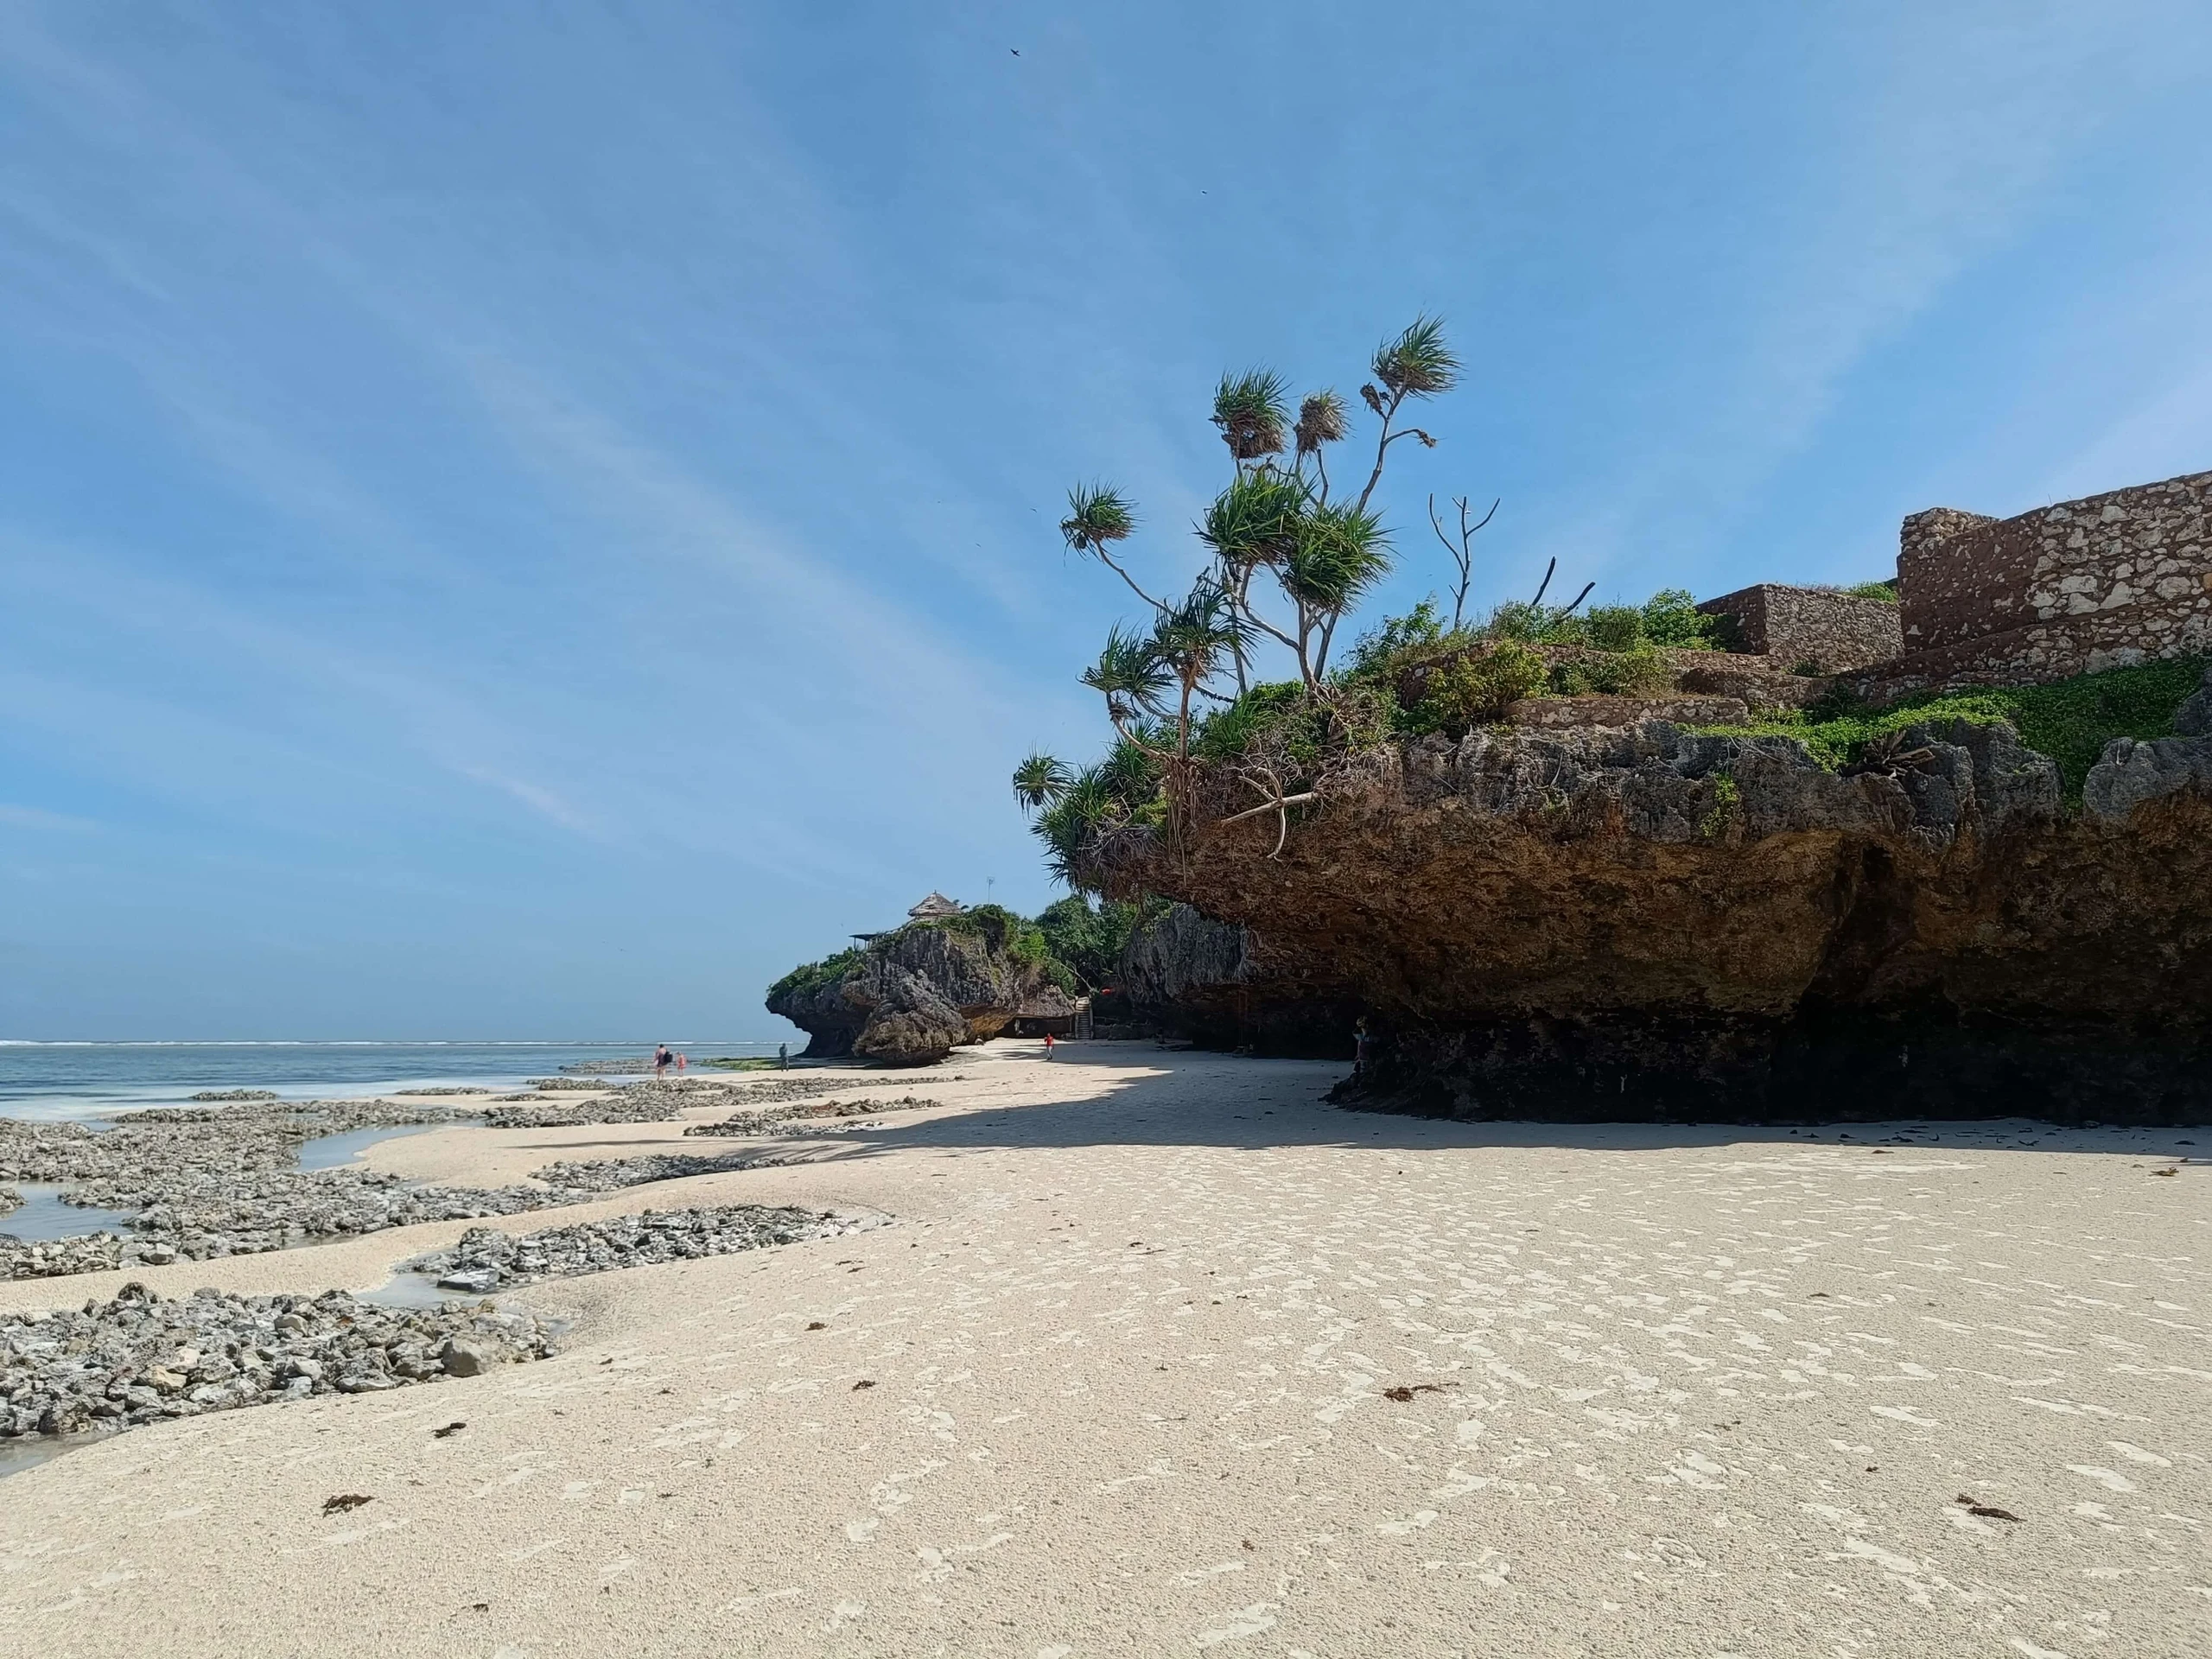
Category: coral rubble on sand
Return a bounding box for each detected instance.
[2,1282,550,1441]
[402,1205,876,1292]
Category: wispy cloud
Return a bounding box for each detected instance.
[1520,0,2209,583]
[0,803,102,834]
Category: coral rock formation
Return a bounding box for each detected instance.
[767,914,1054,1066]
[1088,702,2212,1123]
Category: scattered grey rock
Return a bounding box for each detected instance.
[0,1235,126,1278]
[720,1077,957,1108]
[527,1151,775,1192]
[682,1096,927,1137]
[402,1205,877,1290]
[1,1281,552,1446]
[438,1336,499,1377]
[0,1100,609,1281]
[480,1077,743,1129]
[2173,667,2212,737]
[188,1090,279,1103]
[2082,733,2212,818]
[1,1083,912,1285]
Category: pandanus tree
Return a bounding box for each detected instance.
[1020,318,1462,877]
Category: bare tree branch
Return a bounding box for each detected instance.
[1429,493,1502,629]
[1351,386,1403,517]
[1092,549,1170,614]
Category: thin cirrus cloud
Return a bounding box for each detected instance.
[2,1,2209,1037]
[1510,0,2208,588]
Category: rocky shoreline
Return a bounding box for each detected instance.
[402,1205,876,1293]
[680,1094,931,1137]
[3,1282,550,1442]
[3,1205,885,1452]
[3,1074,931,1283]
[478,1077,747,1128]
[0,1099,608,1279]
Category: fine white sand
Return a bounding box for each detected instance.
[2,1046,2207,1656]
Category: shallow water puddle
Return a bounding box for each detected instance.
[296,1124,435,1172]
[0,1432,100,1481]
[359,1271,471,1311]
[0,1184,136,1242]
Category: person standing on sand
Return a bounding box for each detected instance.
[778,1043,789,1070]
[653,1043,672,1077]
[676,1052,687,1073]
[1043,1031,1056,1061]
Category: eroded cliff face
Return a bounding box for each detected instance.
[1085,686,2212,1122]
[766,923,1053,1067]
[1115,905,1356,1056]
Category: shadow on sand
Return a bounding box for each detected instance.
[661,1045,2207,1165]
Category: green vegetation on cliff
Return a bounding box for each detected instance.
[768,897,1151,1006]
[1034,895,1148,992]
[1025,639,2208,880]
[1688,653,2209,798]
[766,946,864,1002]
[1007,312,2206,889]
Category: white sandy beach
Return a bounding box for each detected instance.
[2,1046,2207,1657]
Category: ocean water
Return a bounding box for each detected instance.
[0,1041,779,1125]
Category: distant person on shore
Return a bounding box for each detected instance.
[1351,1018,1371,1077]
[653,1043,672,1077]
[677,1052,687,1073]
[1043,1031,1056,1061]
[778,1043,789,1070]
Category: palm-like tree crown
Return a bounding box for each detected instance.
[1011,752,1073,812]
[1282,502,1392,613]
[1149,578,1245,689]
[1372,315,1459,399]
[1198,472,1306,570]
[1061,483,1135,555]
[1294,391,1348,455]
[1081,625,1173,723]
[1211,370,1290,461]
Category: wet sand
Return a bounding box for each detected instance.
[2,1046,2206,1656]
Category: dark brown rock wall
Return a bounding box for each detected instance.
[1084,715,2212,1122]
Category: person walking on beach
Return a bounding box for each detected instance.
[676,1052,687,1073]
[778,1043,789,1071]
[653,1043,672,1077]
[1043,1031,1056,1061]
[1351,1017,1371,1078]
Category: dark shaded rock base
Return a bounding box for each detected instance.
[1336,1004,2212,1125]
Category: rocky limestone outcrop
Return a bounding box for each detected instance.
[846,962,969,1066]
[766,975,868,1058]
[1085,702,2212,1122]
[1121,905,1250,1008]
[2173,665,2212,735]
[1116,905,1355,1054]
[767,918,1055,1067]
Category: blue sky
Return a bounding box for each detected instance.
[3,1,2209,1039]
